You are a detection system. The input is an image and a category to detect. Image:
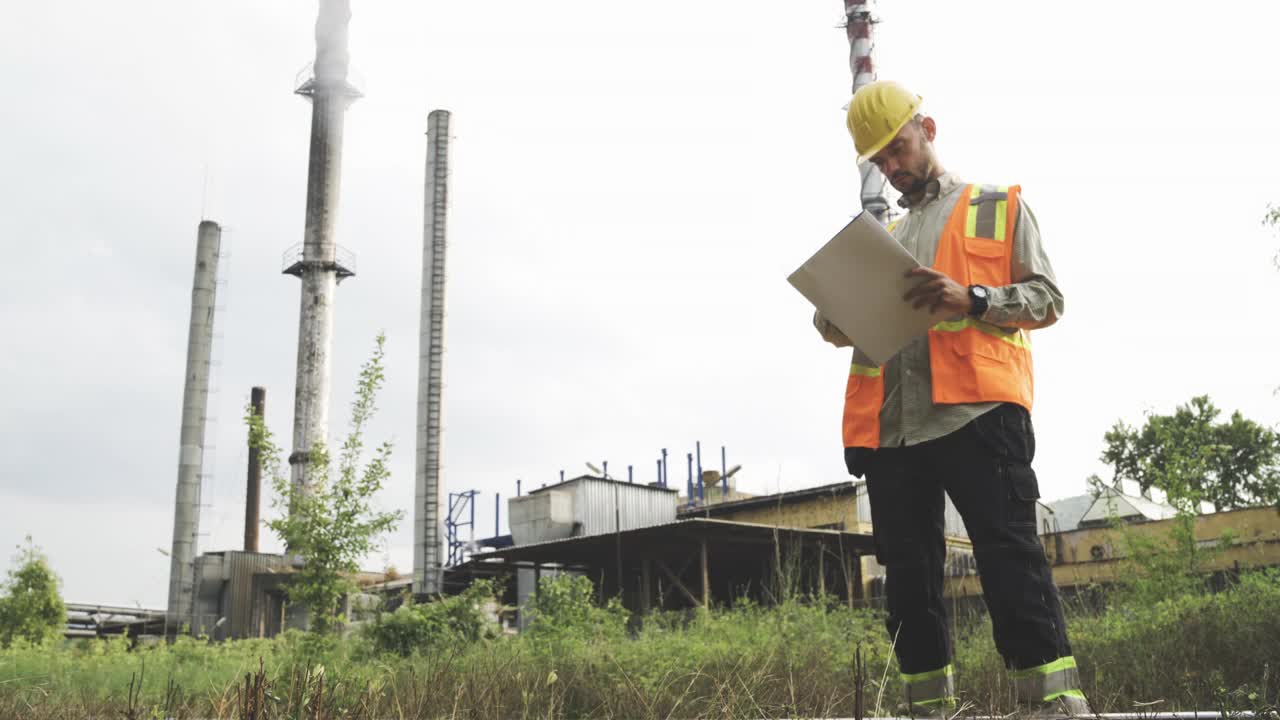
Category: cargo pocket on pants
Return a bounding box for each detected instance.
[1006,463,1040,530]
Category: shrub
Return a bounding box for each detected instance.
[362,579,498,656]
[0,537,65,648]
[524,574,628,646]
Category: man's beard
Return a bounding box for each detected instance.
[891,171,928,196]
[890,158,935,196]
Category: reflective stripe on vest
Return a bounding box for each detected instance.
[901,663,956,708]
[841,183,1033,449]
[931,316,1031,349]
[965,184,1011,242]
[1011,656,1086,703]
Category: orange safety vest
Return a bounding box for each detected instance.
[842,183,1034,449]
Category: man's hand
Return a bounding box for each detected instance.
[903,267,972,316]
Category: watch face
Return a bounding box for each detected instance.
[972,285,989,299]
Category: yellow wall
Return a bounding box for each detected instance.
[714,493,864,532]
[942,507,1280,597]
[713,491,1280,600]
[1043,506,1280,589]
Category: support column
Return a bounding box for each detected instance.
[700,539,710,609]
[818,543,826,597]
[640,557,653,614]
[853,553,864,603]
[844,553,855,609]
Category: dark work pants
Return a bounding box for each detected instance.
[850,403,1072,674]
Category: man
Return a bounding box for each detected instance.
[815,80,1090,717]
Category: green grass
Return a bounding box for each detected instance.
[1,572,1279,719]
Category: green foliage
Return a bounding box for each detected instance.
[0,537,65,648]
[362,579,499,656]
[2,573,1280,717]
[524,574,628,647]
[249,334,404,635]
[1102,395,1280,512]
[1109,512,1234,605]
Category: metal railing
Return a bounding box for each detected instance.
[280,243,356,278]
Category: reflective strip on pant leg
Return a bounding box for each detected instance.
[901,664,956,707]
[1010,656,1083,703]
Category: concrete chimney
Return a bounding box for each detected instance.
[167,220,221,624]
[284,0,360,501]
[414,109,452,595]
[843,0,893,223]
[244,386,265,553]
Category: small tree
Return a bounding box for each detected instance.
[249,334,404,634]
[1102,395,1280,513]
[0,537,66,647]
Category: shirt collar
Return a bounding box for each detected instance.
[897,172,962,209]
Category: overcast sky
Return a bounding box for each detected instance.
[3,1,1279,608]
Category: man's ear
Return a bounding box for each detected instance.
[920,116,937,142]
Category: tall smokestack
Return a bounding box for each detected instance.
[244,386,265,553]
[284,0,359,501]
[843,0,893,223]
[167,220,221,624]
[414,109,451,596]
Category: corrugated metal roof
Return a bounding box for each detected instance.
[678,481,856,517]
[1080,487,1178,526]
[1048,494,1096,531]
[472,517,875,566]
[530,474,678,495]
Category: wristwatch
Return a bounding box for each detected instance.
[967,285,990,317]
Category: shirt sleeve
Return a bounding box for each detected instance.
[980,197,1065,330]
[813,310,853,347]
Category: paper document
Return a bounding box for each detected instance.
[787,211,943,366]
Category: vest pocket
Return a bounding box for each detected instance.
[963,236,1007,287]
[949,329,1013,364]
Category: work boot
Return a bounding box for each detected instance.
[894,699,956,719]
[897,664,956,718]
[1010,657,1093,718]
[1016,692,1094,719]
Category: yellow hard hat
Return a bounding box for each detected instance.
[846,81,924,163]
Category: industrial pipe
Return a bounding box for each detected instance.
[686,453,694,503]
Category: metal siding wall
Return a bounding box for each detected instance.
[227,552,289,639]
[190,554,223,637]
[572,479,676,537]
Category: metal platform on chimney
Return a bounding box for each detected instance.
[280,242,356,280]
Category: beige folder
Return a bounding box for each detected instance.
[787,212,945,366]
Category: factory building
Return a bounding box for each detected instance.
[472,475,875,625]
